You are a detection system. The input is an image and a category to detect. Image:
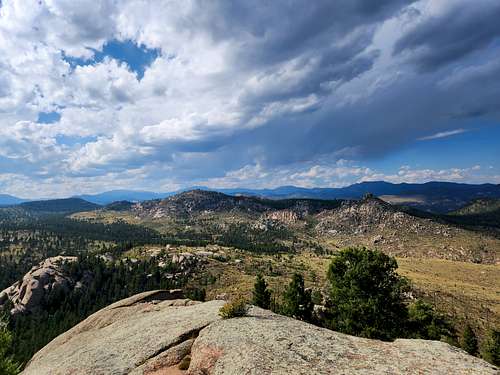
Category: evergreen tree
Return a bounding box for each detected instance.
[326,247,408,341]
[461,324,478,356]
[481,329,499,366]
[252,274,271,309]
[407,300,454,340]
[0,315,19,375]
[282,273,313,322]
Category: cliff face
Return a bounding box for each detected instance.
[22,290,497,375]
[0,256,78,315]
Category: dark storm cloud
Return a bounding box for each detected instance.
[192,0,416,67]
[393,0,500,72]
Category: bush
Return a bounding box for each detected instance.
[326,247,409,340]
[219,297,249,319]
[481,329,499,366]
[186,288,206,302]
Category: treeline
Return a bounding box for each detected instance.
[251,248,499,366]
[0,215,163,243]
[4,255,185,366]
[216,223,294,253]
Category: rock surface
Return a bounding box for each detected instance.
[0,256,77,315]
[22,291,497,375]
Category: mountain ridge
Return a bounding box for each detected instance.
[2,181,500,213]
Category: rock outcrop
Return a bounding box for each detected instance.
[22,290,497,375]
[0,256,78,315]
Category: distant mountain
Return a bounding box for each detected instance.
[75,190,172,205]
[5,181,499,213]
[0,194,28,206]
[213,181,500,213]
[20,198,101,214]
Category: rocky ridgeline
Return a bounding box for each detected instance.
[129,190,339,220]
[132,190,272,219]
[0,256,79,315]
[315,196,458,237]
[22,290,497,375]
[108,190,498,263]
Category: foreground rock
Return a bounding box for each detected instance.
[23,291,497,375]
[0,256,78,315]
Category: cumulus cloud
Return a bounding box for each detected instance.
[0,0,498,197]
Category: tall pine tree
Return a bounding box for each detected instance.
[282,273,313,322]
[252,275,271,309]
[326,247,408,340]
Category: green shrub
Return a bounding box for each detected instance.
[219,297,249,319]
[481,329,500,366]
[461,324,478,356]
[186,288,206,302]
[407,300,454,341]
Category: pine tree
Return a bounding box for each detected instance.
[282,273,313,322]
[326,247,409,340]
[461,325,478,355]
[252,275,271,309]
[0,315,19,375]
[481,329,499,366]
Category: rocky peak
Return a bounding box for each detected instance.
[22,291,497,374]
[0,256,78,315]
[133,189,271,219]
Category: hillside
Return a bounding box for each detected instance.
[76,190,171,205]
[132,189,340,219]
[21,291,497,375]
[0,194,28,206]
[19,198,101,214]
[74,190,500,264]
[447,198,500,227]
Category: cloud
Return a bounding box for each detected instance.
[393,0,500,72]
[200,161,500,190]
[417,128,467,141]
[361,165,497,185]
[0,0,498,196]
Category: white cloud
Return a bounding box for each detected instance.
[417,128,467,141]
[0,0,498,196]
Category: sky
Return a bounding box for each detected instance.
[0,0,499,198]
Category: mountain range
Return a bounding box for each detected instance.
[2,181,500,213]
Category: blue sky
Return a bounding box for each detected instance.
[63,39,160,79]
[369,123,500,172]
[0,0,499,198]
